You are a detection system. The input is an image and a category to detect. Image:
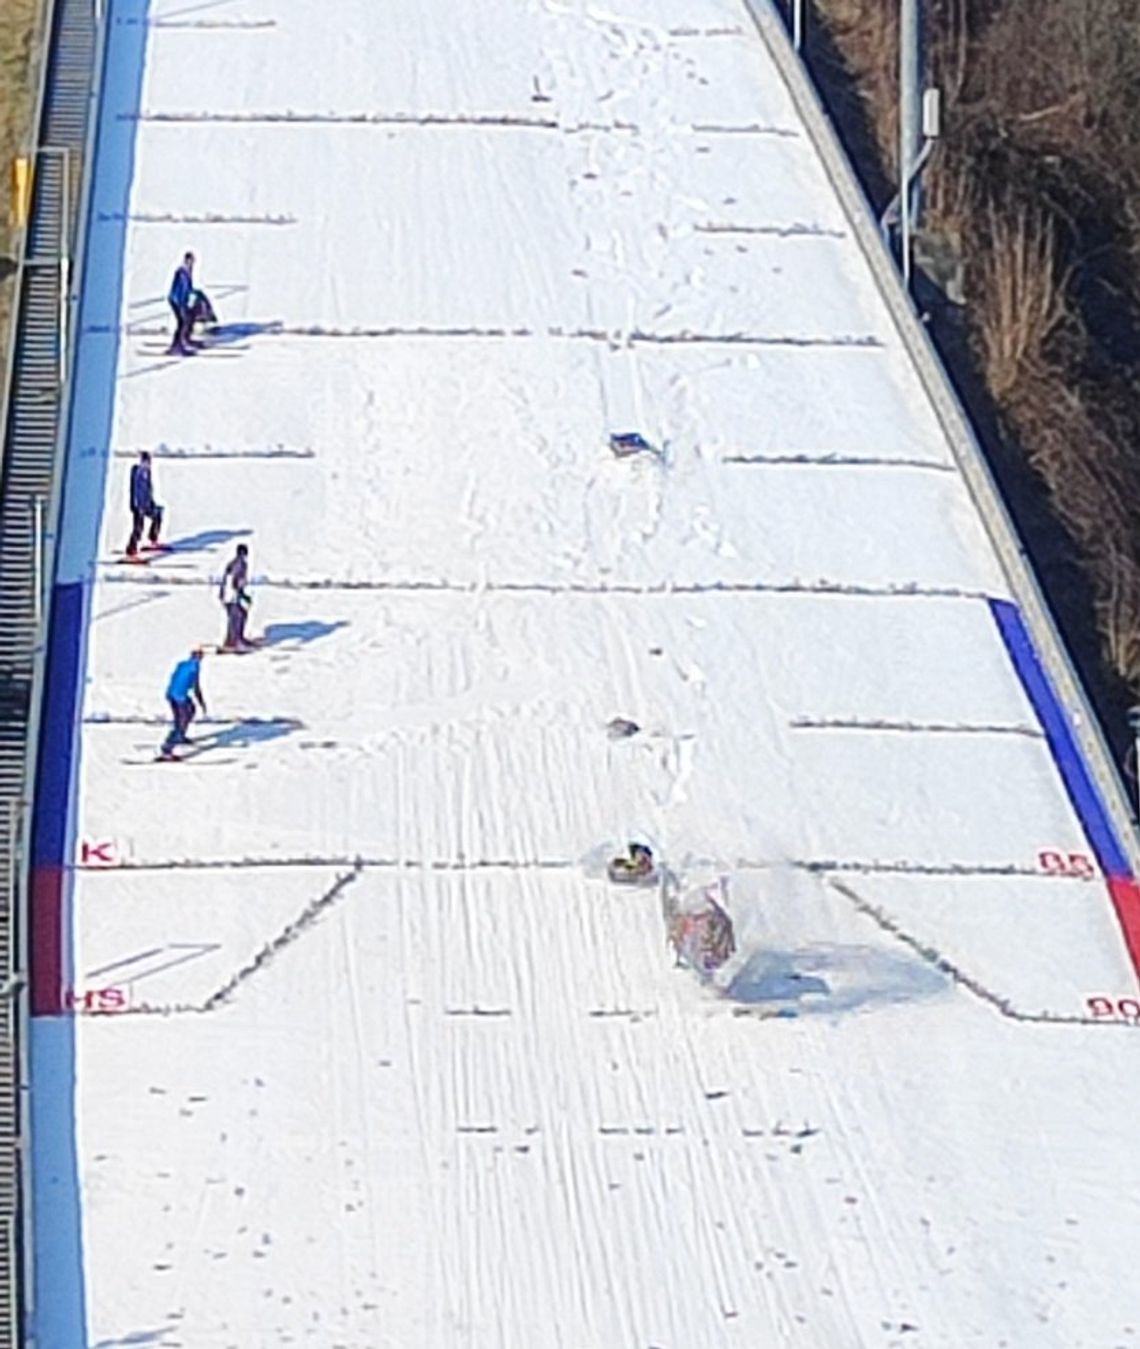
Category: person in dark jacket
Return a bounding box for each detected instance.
[219,543,253,650]
[126,450,164,557]
[168,251,197,355]
[160,647,207,759]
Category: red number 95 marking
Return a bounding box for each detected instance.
[1038,850,1096,879]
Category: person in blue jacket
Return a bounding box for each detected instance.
[126,450,164,556]
[168,251,197,355]
[161,647,207,759]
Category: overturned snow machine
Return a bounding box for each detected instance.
[607,841,659,886]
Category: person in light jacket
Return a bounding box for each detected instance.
[219,543,252,651]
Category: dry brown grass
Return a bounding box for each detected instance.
[974,201,1066,397]
[1008,372,1140,688]
[814,0,899,175]
[0,0,45,373]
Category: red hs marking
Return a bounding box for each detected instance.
[64,987,127,1013]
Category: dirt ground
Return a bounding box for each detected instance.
[0,0,44,374]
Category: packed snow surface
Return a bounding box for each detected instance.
[34,0,1140,1344]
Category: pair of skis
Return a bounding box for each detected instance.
[117,542,174,566]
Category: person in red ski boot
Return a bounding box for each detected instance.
[126,450,165,558]
[160,647,207,759]
[219,543,253,651]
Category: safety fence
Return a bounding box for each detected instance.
[0,0,105,1339]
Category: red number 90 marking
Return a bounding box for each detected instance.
[1088,997,1140,1021]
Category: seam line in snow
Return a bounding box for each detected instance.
[95,574,993,600]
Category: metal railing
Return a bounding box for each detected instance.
[0,0,104,1340]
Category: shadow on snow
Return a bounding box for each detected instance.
[163,525,251,555]
[723,942,949,1016]
[259,618,348,648]
[180,716,302,759]
[206,317,282,346]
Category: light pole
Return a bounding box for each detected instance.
[898,0,923,287]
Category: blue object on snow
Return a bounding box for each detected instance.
[609,431,657,457]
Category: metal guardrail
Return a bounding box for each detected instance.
[0,0,103,1340]
[749,0,1140,873]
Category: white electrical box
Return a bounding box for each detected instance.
[923,87,942,139]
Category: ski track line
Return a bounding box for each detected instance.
[721,453,955,472]
[104,320,884,350]
[115,16,277,28]
[121,111,801,140]
[84,714,300,728]
[109,446,316,460]
[694,221,846,239]
[98,211,296,226]
[73,855,1097,881]
[95,572,994,601]
[788,717,1046,739]
[666,24,747,37]
[198,863,363,1013]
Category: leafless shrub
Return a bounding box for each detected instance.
[1008,371,1140,688]
[973,202,1066,398]
[924,157,973,243]
[816,0,899,173]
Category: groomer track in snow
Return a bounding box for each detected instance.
[27,0,1140,1345]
